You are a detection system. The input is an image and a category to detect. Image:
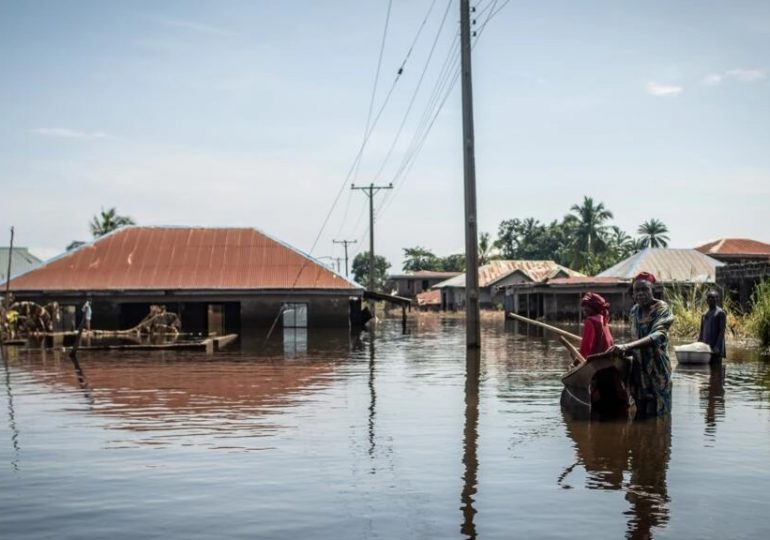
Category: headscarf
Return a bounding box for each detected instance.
[633,271,657,284]
[581,292,610,324]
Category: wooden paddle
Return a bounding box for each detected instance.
[507,312,582,344]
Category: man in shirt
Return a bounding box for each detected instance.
[698,290,726,363]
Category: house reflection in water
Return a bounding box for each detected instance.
[560,413,671,540]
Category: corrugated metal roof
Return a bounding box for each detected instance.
[5,226,362,292]
[434,260,583,288]
[695,238,770,256]
[416,289,441,306]
[0,247,42,283]
[389,270,462,280]
[597,248,723,283]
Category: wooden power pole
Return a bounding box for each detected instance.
[460,0,481,348]
[4,226,13,309]
[352,183,392,290]
[333,239,357,277]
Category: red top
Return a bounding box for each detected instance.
[579,314,614,358]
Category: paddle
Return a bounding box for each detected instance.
[507,312,582,344]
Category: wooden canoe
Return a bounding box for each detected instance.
[560,351,635,420]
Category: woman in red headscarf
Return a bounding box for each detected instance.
[579,292,614,359]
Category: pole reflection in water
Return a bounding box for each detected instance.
[368,332,376,460]
[68,352,95,407]
[2,345,21,471]
[561,413,671,540]
[460,348,480,539]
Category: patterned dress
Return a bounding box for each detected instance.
[629,300,675,417]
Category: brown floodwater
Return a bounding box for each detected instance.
[1,315,768,539]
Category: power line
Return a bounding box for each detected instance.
[354,0,394,186]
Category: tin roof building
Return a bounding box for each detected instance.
[3,226,364,332]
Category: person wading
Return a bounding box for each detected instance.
[608,272,675,418]
[578,292,614,361]
[698,289,727,364]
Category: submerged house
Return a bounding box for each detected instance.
[2,226,364,333]
[435,260,582,310]
[696,238,770,310]
[387,270,462,298]
[504,248,724,321]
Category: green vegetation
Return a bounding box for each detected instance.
[90,207,135,238]
[352,253,391,291]
[637,218,670,248]
[747,279,770,347]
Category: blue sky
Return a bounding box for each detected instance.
[1,0,768,272]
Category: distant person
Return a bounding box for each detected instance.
[578,292,614,360]
[608,272,675,418]
[82,298,92,332]
[698,289,727,363]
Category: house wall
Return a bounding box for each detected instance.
[10,291,359,331]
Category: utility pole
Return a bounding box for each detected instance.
[4,226,14,309]
[351,183,392,291]
[460,0,481,348]
[333,239,358,277]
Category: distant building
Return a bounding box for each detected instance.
[436,260,582,310]
[0,247,42,284]
[503,248,725,321]
[2,226,364,332]
[387,270,462,298]
[695,238,770,264]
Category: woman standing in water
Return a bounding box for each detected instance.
[608,272,675,417]
[578,292,614,359]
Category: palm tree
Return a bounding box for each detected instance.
[637,219,670,248]
[89,207,136,238]
[478,232,498,265]
[567,196,614,263]
[402,246,439,272]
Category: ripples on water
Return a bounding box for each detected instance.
[1,316,769,539]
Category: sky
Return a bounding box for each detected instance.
[1,0,769,275]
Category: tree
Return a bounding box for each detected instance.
[478,232,499,265]
[66,240,86,251]
[402,246,440,272]
[637,219,670,248]
[351,252,391,291]
[496,218,570,264]
[567,196,613,255]
[440,253,466,272]
[90,207,135,238]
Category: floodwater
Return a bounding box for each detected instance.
[1,316,769,540]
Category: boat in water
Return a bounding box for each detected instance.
[560,352,635,420]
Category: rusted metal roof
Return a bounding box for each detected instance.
[597,248,723,283]
[434,260,583,288]
[5,227,361,292]
[389,270,462,280]
[416,289,441,306]
[695,238,770,257]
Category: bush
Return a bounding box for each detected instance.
[747,279,770,347]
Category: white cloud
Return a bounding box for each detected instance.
[701,68,766,85]
[645,82,683,96]
[30,127,107,140]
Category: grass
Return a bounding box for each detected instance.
[665,284,748,341]
[747,279,770,347]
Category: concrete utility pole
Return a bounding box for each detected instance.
[351,183,392,290]
[333,239,358,277]
[460,0,481,348]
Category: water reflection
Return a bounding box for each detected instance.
[460,348,480,539]
[561,413,671,539]
[2,346,20,471]
[703,363,725,439]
